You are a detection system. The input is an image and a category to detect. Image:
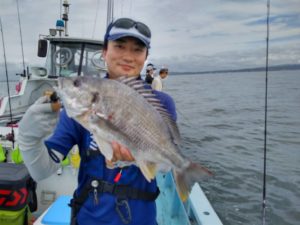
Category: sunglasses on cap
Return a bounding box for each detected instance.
[112,18,151,38]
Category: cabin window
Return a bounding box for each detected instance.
[45,42,104,77]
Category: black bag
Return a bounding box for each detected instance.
[0,163,37,212]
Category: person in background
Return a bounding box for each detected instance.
[151,66,168,91]
[145,63,156,84]
[17,18,177,225]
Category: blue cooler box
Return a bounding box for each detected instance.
[41,195,71,225]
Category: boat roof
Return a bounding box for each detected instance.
[44,36,104,46]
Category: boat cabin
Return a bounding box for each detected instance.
[0,35,105,125]
[35,36,106,78]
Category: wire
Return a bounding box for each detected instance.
[262,0,270,225]
[0,17,15,148]
[16,0,26,77]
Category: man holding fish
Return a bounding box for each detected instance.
[18,18,210,225]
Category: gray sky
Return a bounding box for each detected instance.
[0,0,300,73]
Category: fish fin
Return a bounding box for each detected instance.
[174,162,213,202]
[93,136,113,161]
[95,112,107,119]
[161,115,181,145]
[114,161,136,168]
[117,76,182,145]
[139,161,157,182]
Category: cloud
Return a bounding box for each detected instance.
[0,0,299,72]
[246,13,300,28]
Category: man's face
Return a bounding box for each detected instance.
[160,70,168,79]
[147,69,153,75]
[102,37,148,79]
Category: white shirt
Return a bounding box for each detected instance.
[151,76,163,91]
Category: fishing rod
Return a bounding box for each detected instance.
[262,0,270,224]
[16,0,26,77]
[0,17,15,148]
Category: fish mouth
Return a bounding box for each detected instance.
[59,91,86,116]
[63,97,89,118]
[54,80,88,118]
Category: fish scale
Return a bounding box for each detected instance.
[56,76,212,201]
[101,92,167,153]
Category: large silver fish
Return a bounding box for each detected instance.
[56,76,211,201]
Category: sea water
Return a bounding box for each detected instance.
[1,70,299,225]
[164,70,300,225]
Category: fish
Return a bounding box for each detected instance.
[56,76,212,201]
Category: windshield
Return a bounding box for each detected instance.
[45,42,105,77]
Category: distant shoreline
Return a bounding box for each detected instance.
[1,64,299,81]
[171,64,300,75]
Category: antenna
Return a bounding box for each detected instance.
[0,17,15,148]
[62,0,70,36]
[262,0,270,224]
[60,0,62,19]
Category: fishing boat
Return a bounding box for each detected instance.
[0,1,223,225]
[0,27,106,126]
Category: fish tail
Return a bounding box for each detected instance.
[174,162,212,202]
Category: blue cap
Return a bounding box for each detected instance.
[105,22,151,49]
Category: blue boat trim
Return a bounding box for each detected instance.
[156,172,223,225]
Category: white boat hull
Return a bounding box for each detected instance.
[0,77,57,125]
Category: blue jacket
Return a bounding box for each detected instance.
[45,89,177,225]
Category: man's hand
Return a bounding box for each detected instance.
[17,96,62,181]
[106,141,135,168]
[18,96,60,142]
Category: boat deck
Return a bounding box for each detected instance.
[33,172,223,225]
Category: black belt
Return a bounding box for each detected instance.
[69,179,159,225]
[70,179,160,208]
[93,179,160,201]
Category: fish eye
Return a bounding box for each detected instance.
[73,79,81,87]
